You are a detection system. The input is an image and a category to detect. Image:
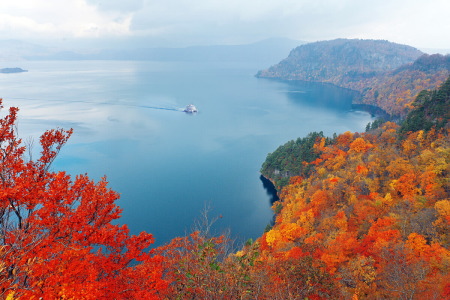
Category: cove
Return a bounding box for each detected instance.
[0,60,373,246]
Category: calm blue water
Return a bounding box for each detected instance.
[0,60,372,246]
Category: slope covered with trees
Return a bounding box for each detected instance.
[256,39,423,82]
[260,131,333,189]
[257,122,449,298]
[252,76,450,298]
[360,54,450,116]
[257,39,450,116]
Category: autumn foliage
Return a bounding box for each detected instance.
[250,78,450,298]
[150,77,449,299]
[0,99,166,299]
[1,73,449,299]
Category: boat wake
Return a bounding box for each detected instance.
[139,105,180,112]
[5,96,191,113]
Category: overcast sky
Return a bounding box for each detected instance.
[1,0,449,49]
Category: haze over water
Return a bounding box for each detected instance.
[0,60,373,246]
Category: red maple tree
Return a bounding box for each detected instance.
[0,100,167,299]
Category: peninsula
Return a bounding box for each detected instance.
[257,39,450,117]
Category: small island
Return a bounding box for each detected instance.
[0,67,28,73]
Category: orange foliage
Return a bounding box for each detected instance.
[289,175,304,185]
[349,137,373,153]
[356,164,369,176]
[392,172,420,200]
[252,124,450,298]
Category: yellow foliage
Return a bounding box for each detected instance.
[433,147,450,175]
[348,194,358,204]
[416,130,425,144]
[314,137,326,151]
[328,155,347,171]
[435,200,450,217]
[265,229,282,248]
[401,138,417,155]
[317,167,327,176]
[334,211,348,231]
[5,292,15,300]
[382,193,394,206]
[234,250,245,257]
[297,209,314,232]
[280,223,305,241]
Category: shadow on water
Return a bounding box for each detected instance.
[351,103,391,119]
[259,175,279,205]
[259,175,280,228]
[283,80,359,111]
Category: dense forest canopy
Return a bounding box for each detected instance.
[261,131,333,189]
[399,75,450,134]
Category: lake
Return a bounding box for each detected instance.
[0,60,373,246]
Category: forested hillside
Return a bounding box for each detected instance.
[256,39,423,81]
[252,76,450,299]
[257,39,450,116]
[359,54,450,116]
[260,132,337,189]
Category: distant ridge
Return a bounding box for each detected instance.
[0,40,54,61]
[257,39,450,116]
[18,38,304,64]
[256,39,423,82]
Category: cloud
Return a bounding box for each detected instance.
[0,0,449,49]
[0,0,131,39]
[128,0,396,45]
[86,0,144,13]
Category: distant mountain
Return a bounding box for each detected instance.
[256,39,423,82]
[0,40,58,61]
[23,38,304,64]
[257,39,450,116]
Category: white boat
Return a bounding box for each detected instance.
[183,104,198,113]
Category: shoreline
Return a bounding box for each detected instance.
[256,76,392,120]
[350,103,391,120]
